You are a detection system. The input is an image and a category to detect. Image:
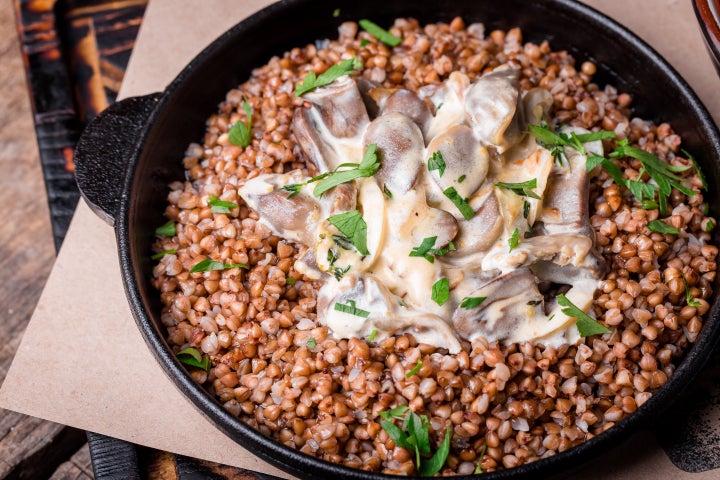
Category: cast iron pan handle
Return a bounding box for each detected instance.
[74,93,162,227]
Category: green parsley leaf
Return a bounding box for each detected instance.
[328,210,369,255]
[228,100,253,147]
[155,221,176,237]
[408,237,456,263]
[190,258,248,273]
[419,425,452,477]
[475,444,487,474]
[207,195,238,214]
[682,149,707,190]
[358,19,402,47]
[460,297,486,309]
[508,228,520,251]
[406,359,423,378]
[431,278,450,306]
[333,234,354,250]
[383,184,393,199]
[586,153,605,171]
[281,183,304,198]
[496,178,540,199]
[626,180,656,203]
[334,299,370,317]
[573,131,616,143]
[523,199,531,219]
[313,144,380,196]
[378,405,409,420]
[706,219,716,232]
[381,419,412,449]
[428,151,446,177]
[177,347,211,371]
[647,219,680,235]
[530,123,615,166]
[557,293,611,337]
[458,175,466,184]
[307,338,316,350]
[332,265,351,281]
[360,38,370,47]
[368,329,378,342]
[151,249,177,260]
[682,273,702,308]
[286,277,296,286]
[332,8,340,17]
[443,186,475,220]
[295,57,362,97]
[641,200,659,210]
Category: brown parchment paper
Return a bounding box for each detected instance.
[1,0,719,478]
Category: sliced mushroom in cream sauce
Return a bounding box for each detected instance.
[238,68,606,352]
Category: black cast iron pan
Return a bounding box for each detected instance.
[73,0,720,478]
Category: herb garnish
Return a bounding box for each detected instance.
[151,249,176,260]
[334,299,370,317]
[228,100,253,147]
[647,219,680,235]
[458,175,466,184]
[190,258,248,273]
[282,144,380,198]
[358,19,402,47]
[682,149,707,190]
[428,151,446,177]
[529,123,615,165]
[683,273,702,308]
[409,236,455,263]
[332,8,340,17]
[295,57,362,97]
[368,329,378,342]
[496,178,541,199]
[406,359,423,378]
[383,184,393,199]
[706,219,716,232]
[443,187,474,220]
[307,338,317,350]
[641,200,659,210]
[431,278,450,306]
[475,444,487,474]
[379,408,452,477]
[333,234,354,250]
[286,277,296,286]
[609,139,694,214]
[177,347,211,371]
[460,296,486,309]
[332,265,351,281]
[508,228,520,251]
[155,221,175,237]
[207,195,238,214]
[557,294,611,337]
[328,210,369,255]
[523,199,531,219]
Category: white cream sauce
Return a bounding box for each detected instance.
[237,70,604,353]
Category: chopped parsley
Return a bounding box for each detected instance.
[151,249,176,260]
[328,210,369,255]
[228,100,253,147]
[358,19,402,47]
[428,151,446,177]
[334,299,370,317]
[682,149,707,190]
[368,329,378,342]
[647,219,680,235]
[332,8,340,17]
[207,195,238,214]
[177,347,211,371]
[557,294,611,337]
[706,219,716,232]
[409,236,455,263]
[508,228,520,251]
[333,234,354,250]
[383,184,393,199]
[460,296,486,309]
[458,174,466,183]
[529,123,615,164]
[475,444,487,474]
[332,265,351,281]
[286,277,296,286]
[378,405,409,420]
[379,408,451,476]
[405,359,423,378]
[307,338,317,350]
[155,221,175,237]
[443,186,474,220]
[190,258,248,273]
[496,178,540,199]
[313,143,381,196]
[683,273,702,307]
[523,199,531,219]
[295,57,362,97]
[281,183,304,198]
[360,38,370,47]
[431,278,450,306]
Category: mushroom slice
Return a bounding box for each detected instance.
[448,189,503,256]
[452,268,544,343]
[317,274,462,354]
[356,77,383,118]
[238,172,321,245]
[382,89,432,135]
[364,112,424,194]
[303,75,370,139]
[291,107,343,173]
[465,66,526,151]
[424,72,471,141]
[426,124,489,199]
[295,247,327,280]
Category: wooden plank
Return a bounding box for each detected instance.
[49,443,93,480]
